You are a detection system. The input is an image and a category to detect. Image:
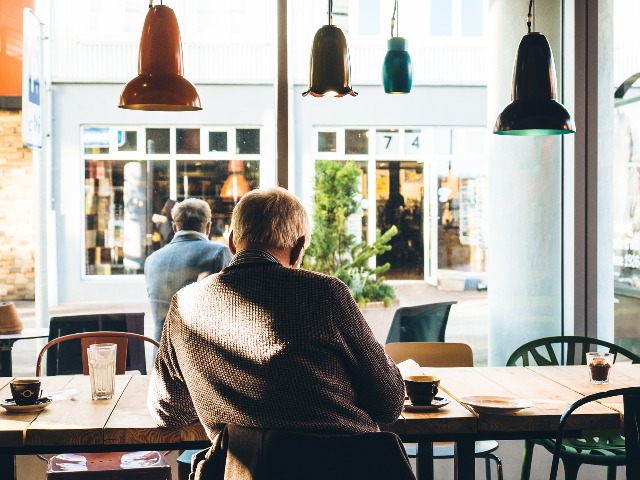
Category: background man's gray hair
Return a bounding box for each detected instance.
[172,198,211,233]
[231,187,310,249]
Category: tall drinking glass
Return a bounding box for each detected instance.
[87,343,117,400]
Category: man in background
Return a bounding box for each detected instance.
[144,198,232,342]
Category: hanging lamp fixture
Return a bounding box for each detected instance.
[220,160,251,204]
[493,0,574,135]
[302,0,357,97]
[382,0,412,94]
[119,1,202,111]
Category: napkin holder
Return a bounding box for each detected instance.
[0,302,24,334]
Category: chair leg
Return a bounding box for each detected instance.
[485,457,492,480]
[520,439,534,480]
[479,453,503,480]
[606,465,617,480]
[561,458,582,480]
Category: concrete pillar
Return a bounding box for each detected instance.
[487,0,565,365]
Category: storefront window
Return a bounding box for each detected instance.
[82,126,262,276]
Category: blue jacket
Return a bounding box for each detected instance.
[144,231,232,341]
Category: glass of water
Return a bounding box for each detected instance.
[87,343,117,400]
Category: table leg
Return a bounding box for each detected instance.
[0,453,16,480]
[454,440,475,480]
[0,340,13,377]
[415,441,434,480]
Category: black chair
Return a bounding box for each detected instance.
[190,424,416,480]
[46,313,149,375]
[507,336,640,480]
[385,301,457,344]
[549,387,640,480]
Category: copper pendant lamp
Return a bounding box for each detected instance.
[220,160,251,203]
[493,0,574,136]
[302,0,357,97]
[119,1,202,111]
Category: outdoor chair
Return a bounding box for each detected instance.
[36,330,171,480]
[46,312,148,375]
[385,342,503,480]
[548,387,640,480]
[507,335,640,480]
[385,301,457,344]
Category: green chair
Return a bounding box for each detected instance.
[506,335,640,480]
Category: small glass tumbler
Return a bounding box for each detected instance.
[87,343,117,400]
[586,352,613,384]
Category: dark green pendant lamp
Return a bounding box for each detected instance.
[493,0,574,135]
[382,0,412,94]
[302,0,357,97]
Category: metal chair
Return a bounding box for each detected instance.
[385,301,457,344]
[36,331,171,480]
[549,387,640,480]
[507,336,640,480]
[385,342,503,480]
[46,313,148,375]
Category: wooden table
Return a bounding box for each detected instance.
[385,364,640,480]
[0,365,638,480]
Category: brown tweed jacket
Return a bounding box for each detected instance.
[148,249,405,439]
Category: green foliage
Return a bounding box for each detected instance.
[304,161,398,307]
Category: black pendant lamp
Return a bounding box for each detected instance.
[119,1,202,111]
[382,0,412,94]
[302,0,357,97]
[493,0,574,135]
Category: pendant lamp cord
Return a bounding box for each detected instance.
[390,0,399,37]
[328,0,333,25]
[527,0,534,33]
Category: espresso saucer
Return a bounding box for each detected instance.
[403,396,451,412]
[1,397,52,413]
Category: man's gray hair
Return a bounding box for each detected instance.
[172,198,211,233]
[231,187,310,249]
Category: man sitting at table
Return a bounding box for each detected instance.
[147,187,404,438]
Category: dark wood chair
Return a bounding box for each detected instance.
[46,313,148,375]
[507,336,640,480]
[385,301,457,344]
[36,330,169,480]
[549,387,640,480]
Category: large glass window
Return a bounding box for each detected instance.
[82,126,262,276]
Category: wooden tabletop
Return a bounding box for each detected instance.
[0,366,635,480]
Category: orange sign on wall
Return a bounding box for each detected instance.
[0,0,35,96]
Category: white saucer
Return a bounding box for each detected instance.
[0,397,52,413]
[459,395,533,414]
[403,396,451,412]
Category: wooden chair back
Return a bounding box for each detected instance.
[385,341,474,367]
[37,331,159,376]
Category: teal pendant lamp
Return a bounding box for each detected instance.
[382,0,412,94]
[302,0,357,97]
[493,0,574,135]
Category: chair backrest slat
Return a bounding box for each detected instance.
[385,342,474,367]
[385,301,457,344]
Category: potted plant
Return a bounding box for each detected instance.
[303,161,399,342]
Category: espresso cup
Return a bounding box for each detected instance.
[404,375,440,406]
[10,379,41,405]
